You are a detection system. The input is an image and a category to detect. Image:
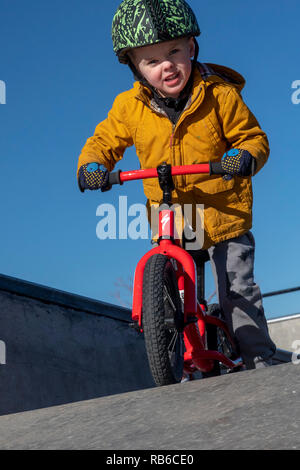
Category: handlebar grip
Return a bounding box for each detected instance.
[210,159,257,176]
[108,170,123,186]
[209,162,225,175]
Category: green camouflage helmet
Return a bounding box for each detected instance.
[112,0,201,63]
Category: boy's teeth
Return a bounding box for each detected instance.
[166,74,177,81]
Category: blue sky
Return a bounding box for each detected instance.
[1,0,300,319]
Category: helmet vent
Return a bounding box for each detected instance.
[143,0,171,41]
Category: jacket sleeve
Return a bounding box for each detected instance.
[218,86,270,173]
[77,94,134,177]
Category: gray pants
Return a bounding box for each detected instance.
[208,231,276,368]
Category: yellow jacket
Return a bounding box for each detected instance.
[77,63,269,248]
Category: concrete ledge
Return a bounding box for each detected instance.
[0,273,131,323]
[267,312,300,351]
[0,274,154,416]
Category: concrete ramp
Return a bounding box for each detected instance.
[0,363,299,450]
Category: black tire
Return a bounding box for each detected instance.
[142,254,184,386]
[202,303,238,378]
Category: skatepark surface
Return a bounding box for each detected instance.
[0,362,299,450]
[0,273,299,450]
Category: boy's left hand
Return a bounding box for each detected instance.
[221,149,256,180]
[78,162,110,192]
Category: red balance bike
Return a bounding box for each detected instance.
[109,162,244,386]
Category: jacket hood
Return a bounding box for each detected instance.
[197,62,245,92]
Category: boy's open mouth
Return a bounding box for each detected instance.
[164,72,180,83]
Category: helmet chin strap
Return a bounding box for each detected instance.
[128,37,199,98]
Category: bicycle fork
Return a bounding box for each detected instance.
[172,259,212,373]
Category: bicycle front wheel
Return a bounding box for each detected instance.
[142,254,184,386]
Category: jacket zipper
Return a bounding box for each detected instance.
[169,85,203,149]
[169,126,175,148]
[137,85,203,154]
[168,86,203,187]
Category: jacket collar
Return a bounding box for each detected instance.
[134,62,246,111]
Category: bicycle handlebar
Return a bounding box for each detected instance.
[108,162,225,186]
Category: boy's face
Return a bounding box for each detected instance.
[130,37,195,99]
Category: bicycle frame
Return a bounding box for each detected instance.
[110,163,242,374]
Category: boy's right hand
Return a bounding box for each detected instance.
[78,163,110,193]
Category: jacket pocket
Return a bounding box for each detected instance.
[192,175,235,195]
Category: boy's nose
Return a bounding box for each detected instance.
[162,59,175,71]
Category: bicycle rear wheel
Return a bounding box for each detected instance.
[202,303,240,378]
[142,254,184,386]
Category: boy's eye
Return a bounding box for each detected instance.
[148,60,157,65]
[145,48,180,65]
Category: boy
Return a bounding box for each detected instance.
[77,0,276,369]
